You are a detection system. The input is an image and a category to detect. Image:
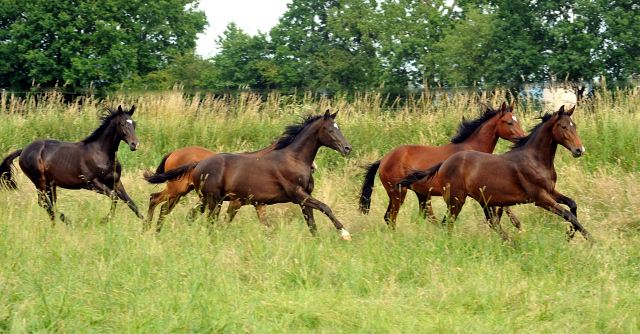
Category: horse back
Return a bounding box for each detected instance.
[165,146,215,171]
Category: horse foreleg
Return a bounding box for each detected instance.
[415,192,437,224]
[300,204,316,235]
[552,190,578,218]
[295,188,350,240]
[535,193,592,243]
[113,181,143,219]
[89,179,119,224]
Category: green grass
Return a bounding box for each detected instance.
[0,90,640,332]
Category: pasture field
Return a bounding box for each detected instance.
[1,89,640,332]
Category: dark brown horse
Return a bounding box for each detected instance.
[146,145,318,232]
[398,105,591,241]
[359,102,526,228]
[0,106,143,224]
[144,110,353,239]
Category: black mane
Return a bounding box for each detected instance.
[274,114,323,150]
[450,104,506,143]
[511,112,555,149]
[81,107,123,144]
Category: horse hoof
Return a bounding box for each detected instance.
[341,229,352,241]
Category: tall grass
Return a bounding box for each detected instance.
[0,89,639,332]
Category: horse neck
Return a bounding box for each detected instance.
[285,122,321,165]
[520,121,558,167]
[457,117,500,153]
[86,119,121,159]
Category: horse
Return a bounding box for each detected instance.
[358,102,526,229]
[143,110,353,239]
[398,105,591,242]
[0,105,143,224]
[146,145,318,232]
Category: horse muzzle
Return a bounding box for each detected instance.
[340,145,352,157]
[572,145,585,158]
[129,141,140,151]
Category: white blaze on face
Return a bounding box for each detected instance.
[570,121,574,127]
[512,115,518,122]
[126,120,133,124]
[334,122,339,130]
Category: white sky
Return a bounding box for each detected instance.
[195,0,293,57]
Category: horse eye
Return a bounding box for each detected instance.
[507,122,513,126]
[561,125,567,130]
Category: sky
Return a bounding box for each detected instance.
[195,0,293,57]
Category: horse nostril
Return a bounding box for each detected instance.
[345,145,352,154]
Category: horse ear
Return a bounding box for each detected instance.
[558,105,565,116]
[501,102,507,115]
[509,101,515,111]
[566,105,575,116]
[117,105,123,115]
[129,105,135,116]
[323,109,331,120]
[330,110,339,119]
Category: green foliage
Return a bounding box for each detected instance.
[0,0,207,91]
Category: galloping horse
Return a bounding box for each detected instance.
[144,110,353,239]
[146,145,318,232]
[359,102,526,228]
[398,105,591,242]
[0,106,143,224]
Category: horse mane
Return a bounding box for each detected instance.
[511,112,555,149]
[81,107,121,144]
[274,114,323,150]
[450,104,506,143]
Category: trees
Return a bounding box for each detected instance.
[0,0,206,91]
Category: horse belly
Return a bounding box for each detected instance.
[464,162,528,206]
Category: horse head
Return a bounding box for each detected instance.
[318,110,352,157]
[552,105,584,158]
[116,105,140,151]
[496,102,527,143]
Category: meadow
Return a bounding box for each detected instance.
[0,88,640,332]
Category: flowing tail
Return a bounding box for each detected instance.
[358,160,381,214]
[155,152,172,174]
[0,149,23,190]
[143,161,198,184]
[397,162,443,189]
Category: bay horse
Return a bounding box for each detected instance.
[146,145,318,232]
[144,110,353,239]
[398,105,591,242]
[359,102,526,228]
[0,106,143,224]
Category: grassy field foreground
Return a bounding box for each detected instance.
[0,90,640,332]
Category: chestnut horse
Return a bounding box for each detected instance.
[398,105,591,242]
[144,110,353,239]
[359,102,526,228]
[0,106,143,224]
[146,145,317,232]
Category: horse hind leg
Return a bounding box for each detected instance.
[415,192,437,224]
[144,190,167,231]
[49,185,70,225]
[384,185,407,230]
[155,194,182,233]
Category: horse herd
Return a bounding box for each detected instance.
[0,103,591,242]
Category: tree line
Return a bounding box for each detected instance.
[2,0,639,95]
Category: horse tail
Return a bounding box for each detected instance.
[144,161,198,184]
[0,149,23,190]
[397,162,443,189]
[358,160,381,214]
[155,152,172,174]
